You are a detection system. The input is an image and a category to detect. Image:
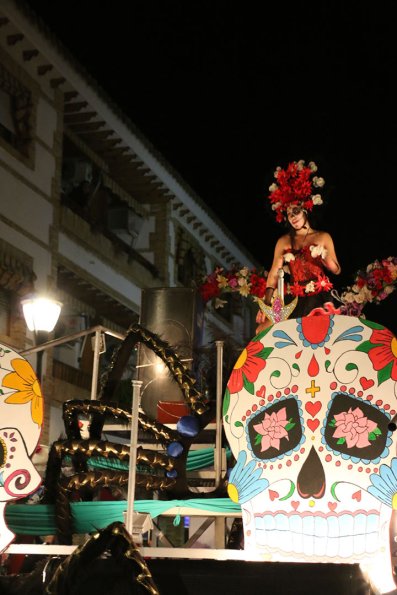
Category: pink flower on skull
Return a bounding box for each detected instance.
[253,407,289,451]
[332,406,377,448]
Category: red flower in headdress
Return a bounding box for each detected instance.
[268,160,325,222]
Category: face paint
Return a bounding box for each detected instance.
[287,205,304,218]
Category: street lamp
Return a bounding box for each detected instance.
[21,295,63,381]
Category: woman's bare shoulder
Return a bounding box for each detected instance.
[313,230,332,242]
[276,233,291,248]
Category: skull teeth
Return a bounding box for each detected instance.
[254,512,381,558]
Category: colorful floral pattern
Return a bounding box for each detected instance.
[227,450,269,504]
[223,313,397,569]
[2,359,43,426]
[198,265,268,308]
[368,457,397,507]
[253,406,295,452]
[329,407,380,449]
[357,324,397,384]
[199,256,397,321]
[268,160,324,223]
[339,256,397,316]
[289,275,333,297]
[227,340,269,395]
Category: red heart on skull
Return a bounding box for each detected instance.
[305,401,322,417]
[352,490,362,502]
[307,419,320,432]
[359,377,374,391]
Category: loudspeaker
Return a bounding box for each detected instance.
[137,287,204,419]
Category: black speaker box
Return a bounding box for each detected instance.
[137,287,204,419]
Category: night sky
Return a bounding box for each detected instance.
[23,1,396,329]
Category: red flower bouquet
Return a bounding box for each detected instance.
[198,266,268,308]
[339,257,397,316]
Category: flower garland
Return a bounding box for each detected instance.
[338,257,397,317]
[199,257,397,317]
[198,266,268,308]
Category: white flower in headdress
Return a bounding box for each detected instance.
[313,176,325,188]
[268,159,325,223]
[312,194,323,205]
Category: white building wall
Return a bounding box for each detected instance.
[0,168,53,241]
[0,139,56,199]
[58,232,142,310]
[36,95,58,147]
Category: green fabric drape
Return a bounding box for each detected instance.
[5,498,241,536]
[64,447,231,473]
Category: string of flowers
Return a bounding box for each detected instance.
[198,266,268,309]
[199,257,397,317]
[338,256,397,317]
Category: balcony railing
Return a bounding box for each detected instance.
[61,196,159,278]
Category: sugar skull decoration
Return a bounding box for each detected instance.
[0,342,42,552]
[223,315,397,592]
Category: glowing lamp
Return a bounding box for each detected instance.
[21,296,62,333]
[21,295,62,381]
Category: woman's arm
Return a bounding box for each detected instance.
[265,236,287,302]
[321,232,341,275]
[255,237,286,334]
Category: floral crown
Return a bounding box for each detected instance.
[268,159,325,223]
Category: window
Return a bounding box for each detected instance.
[0,59,33,158]
[0,288,11,337]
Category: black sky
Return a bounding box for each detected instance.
[24,2,395,311]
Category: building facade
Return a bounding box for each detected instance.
[0,1,260,447]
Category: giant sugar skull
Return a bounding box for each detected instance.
[0,342,42,552]
[223,315,397,591]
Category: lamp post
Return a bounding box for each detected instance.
[21,295,62,381]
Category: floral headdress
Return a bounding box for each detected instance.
[268,159,325,223]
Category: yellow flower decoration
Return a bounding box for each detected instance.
[2,358,43,427]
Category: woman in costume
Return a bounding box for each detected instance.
[256,159,341,333]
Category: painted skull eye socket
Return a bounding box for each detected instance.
[247,398,302,460]
[324,393,389,460]
[0,437,7,468]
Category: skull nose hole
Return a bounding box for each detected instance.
[297,446,326,499]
